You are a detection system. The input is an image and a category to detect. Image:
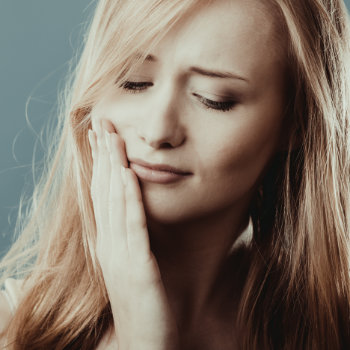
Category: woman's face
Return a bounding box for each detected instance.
[92,0,288,224]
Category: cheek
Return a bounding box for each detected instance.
[200,112,282,197]
[92,96,133,132]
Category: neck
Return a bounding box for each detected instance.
[147,204,251,331]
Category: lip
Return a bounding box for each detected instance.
[128,158,192,184]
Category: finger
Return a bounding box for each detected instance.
[92,117,102,141]
[90,117,100,201]
[109,135,128,255]
[94,117,128,167]
[88,129,98,201]
[124,168,151,261]
[95,120,112,235]
[88,129,97,161]
[88,129,101,230]
[109,132,128,168]
[101,118,115,133]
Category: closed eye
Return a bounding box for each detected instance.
[192,93,236,112]
[120,81,153,93]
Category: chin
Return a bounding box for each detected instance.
[142,193,222,226]
[138,183,192,224]
[143,199,191,225]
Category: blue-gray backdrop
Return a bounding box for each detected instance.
[0,1,350,259]
[0,1,96,258]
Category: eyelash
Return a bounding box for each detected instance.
[120,81,153,93]
[192,93,236,112]
[120,81,237,112]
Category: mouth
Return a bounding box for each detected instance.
[128,158,192,184]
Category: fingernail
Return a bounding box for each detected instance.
[120,166,127,185]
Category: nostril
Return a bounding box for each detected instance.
[138,127,186,149]
[160,142,174,149]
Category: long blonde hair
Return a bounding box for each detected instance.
[1,0,349,349]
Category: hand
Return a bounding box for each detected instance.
[88,119,179,350]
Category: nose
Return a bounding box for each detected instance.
[136,85,186,149]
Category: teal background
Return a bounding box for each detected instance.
[0,1,96,258]
[0,1,350,259]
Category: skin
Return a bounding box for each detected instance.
[90,0,289,348]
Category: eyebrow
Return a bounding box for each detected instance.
[189,66,249,83]
[144,54,249,83]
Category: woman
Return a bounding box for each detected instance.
[0,0,349,349]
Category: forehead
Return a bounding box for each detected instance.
[151,0,286,82]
